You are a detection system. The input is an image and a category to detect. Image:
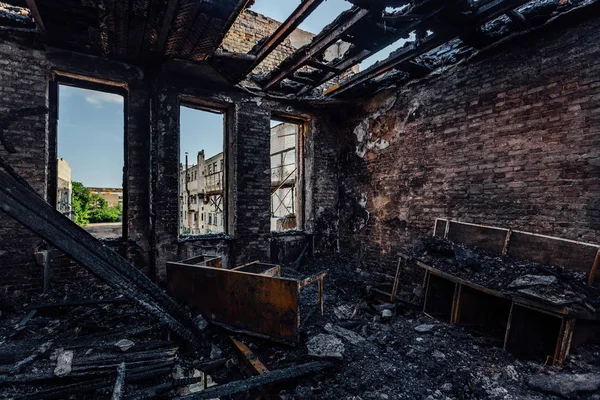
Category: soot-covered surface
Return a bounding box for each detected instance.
[3,255,600,399]
[412,236,600,316]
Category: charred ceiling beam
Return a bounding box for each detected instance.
[506,9,527,26]
[156,0,179,55]
[326,0,533,97]
[24,0,46,38]
[262,7,370,91]
[248,0,325,72]
[296,4,446,95]
[324,33,448,96]
[212,0,253,56]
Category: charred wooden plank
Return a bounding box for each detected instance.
[175,361,331,399]
[0,168,201,347]
[27,298,130,311]
[111,362,126,400]
[263,7,369,91]
[230,337,269,376]
[9,340,53,375]
[156,0,179,54]
[24,0,46,38]
[8,310,37,338]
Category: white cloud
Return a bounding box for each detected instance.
[84,91,123,108]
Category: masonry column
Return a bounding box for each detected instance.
[150,81,180,281]
[231,100,271,264]
[125,82,152,272]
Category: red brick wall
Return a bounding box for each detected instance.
[337,17,600,272]
[221,9,313,74]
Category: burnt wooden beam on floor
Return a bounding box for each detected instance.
[176,361,331,399]
[0,167,202,347]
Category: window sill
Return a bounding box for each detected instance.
[178,233,232,243]
[270,230,309,238]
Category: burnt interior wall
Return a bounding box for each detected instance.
[338,16,600,273]
[0,39,341,295]
[0,40,48,295]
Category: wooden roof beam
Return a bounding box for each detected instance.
[249,0,325,70]
[296,7,445,95]
[326,33,449,96]
[156,0,179,55]
[326,0,532,97]
[262,7,370,91]
[506,9,527,26]
[24,0,46,39]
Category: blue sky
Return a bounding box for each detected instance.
[180,106,224,166]
[58,87,224,188]
[58,86,124,188]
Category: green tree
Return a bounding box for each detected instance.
[72,181,90,226]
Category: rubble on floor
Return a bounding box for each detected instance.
[3,254,600,399]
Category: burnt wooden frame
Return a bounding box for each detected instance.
[270,113,308,232]
[48,72,129,240]
[433,218,600,285]
[417,218,600,364]
[177,97,233,238]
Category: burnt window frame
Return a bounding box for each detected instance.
[177,97,231,239]
[48,73,129,240]
[270,113,308,233]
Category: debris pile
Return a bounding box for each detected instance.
[3,254,600,399]
[414,236,600,313]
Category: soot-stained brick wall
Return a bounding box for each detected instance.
[338,17,600,273]
[0,40,48,297]
[0,39,48,295]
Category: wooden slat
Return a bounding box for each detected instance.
[167,262,300,343]
[156,0,179,54]
[446,220,508,254]
[507,231,599,274]
[24,0,46,38]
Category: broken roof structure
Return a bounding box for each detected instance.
[1,0,597,98]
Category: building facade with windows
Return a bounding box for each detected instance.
[180,150,224,235]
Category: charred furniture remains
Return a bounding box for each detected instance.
[414,219,600,364]
[167,258,326,344]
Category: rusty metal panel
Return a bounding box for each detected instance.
[167,262,299,343]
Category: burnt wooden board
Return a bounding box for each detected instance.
[167,262,299,343]
[507,232,598,274]
[433,219,447,238]
[446,220,508,254]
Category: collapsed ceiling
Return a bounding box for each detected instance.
[0,0,598,99]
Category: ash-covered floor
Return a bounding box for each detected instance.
[2,254,600,399]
